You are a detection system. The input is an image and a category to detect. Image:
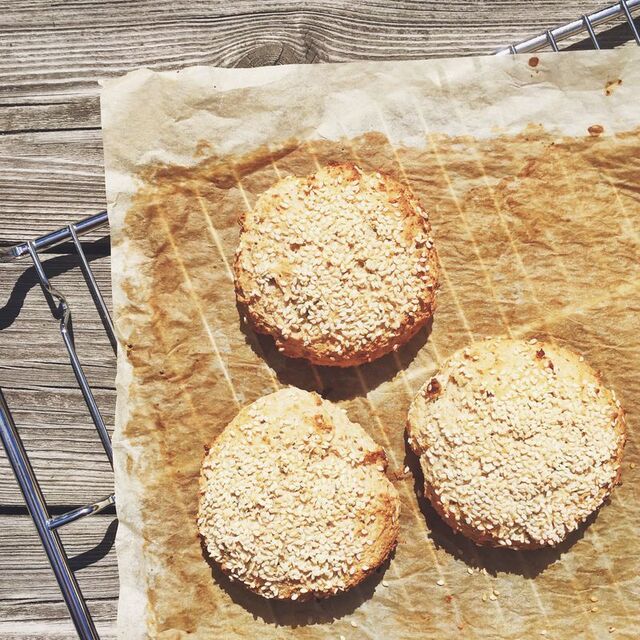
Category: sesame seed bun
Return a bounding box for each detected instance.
[407,338,626,549]
[198,387,400,600]
[234,163,439,367]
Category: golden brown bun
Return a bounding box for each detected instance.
[234,163,439,366]
[407,338,626,549]
[198,387,400,600]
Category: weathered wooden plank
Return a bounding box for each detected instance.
[0,251,113,333]
[0,514,117,638]
[0,128,105,243]
[0,514,119,600]
[0,0,604,83]
[0,252,114,376]
[0,98,101,133]
[0,601,116,640]
[0,386,115,506]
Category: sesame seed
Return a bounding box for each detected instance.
[382,580,389,587]
[467,568,474,575]
[351,621,358,628]
[436,579,445,586]
[590,596,598,602]
[489,594,497,601]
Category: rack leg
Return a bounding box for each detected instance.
[0,388,101,640]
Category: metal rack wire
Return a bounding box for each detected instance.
[494,0,640,53]
[1,2,639,639]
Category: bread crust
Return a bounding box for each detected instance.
[198,387,400,600]
[407,338,626,550]
[234,163,439,367]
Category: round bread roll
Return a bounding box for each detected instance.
[198,387,400,600]
[407,338,626,549]
[234,163,439,366]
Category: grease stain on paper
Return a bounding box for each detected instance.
[118,125,640,638]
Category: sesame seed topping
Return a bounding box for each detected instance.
[197,387,400,599]
[408,338,625,548]
[436,579,445,586]
[235,163,439,365]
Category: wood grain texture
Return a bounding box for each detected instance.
[0,515,117,638]
[1,0,636,242]
[0,1,638,637]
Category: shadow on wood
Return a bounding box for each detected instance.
[565,15,640,51]
[68,517,118,572]
[0,237,110,331]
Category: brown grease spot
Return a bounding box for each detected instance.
[528,56,539,68]
[588,124,604,137]
[519,158,537,178]
[424,377,441,397]
[194,139,214,157]
[605,78,622,96]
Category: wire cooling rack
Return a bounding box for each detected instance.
[1,2,639,639]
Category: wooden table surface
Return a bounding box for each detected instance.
[0,2,638,638]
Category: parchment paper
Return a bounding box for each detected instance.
[101,49,640,640]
